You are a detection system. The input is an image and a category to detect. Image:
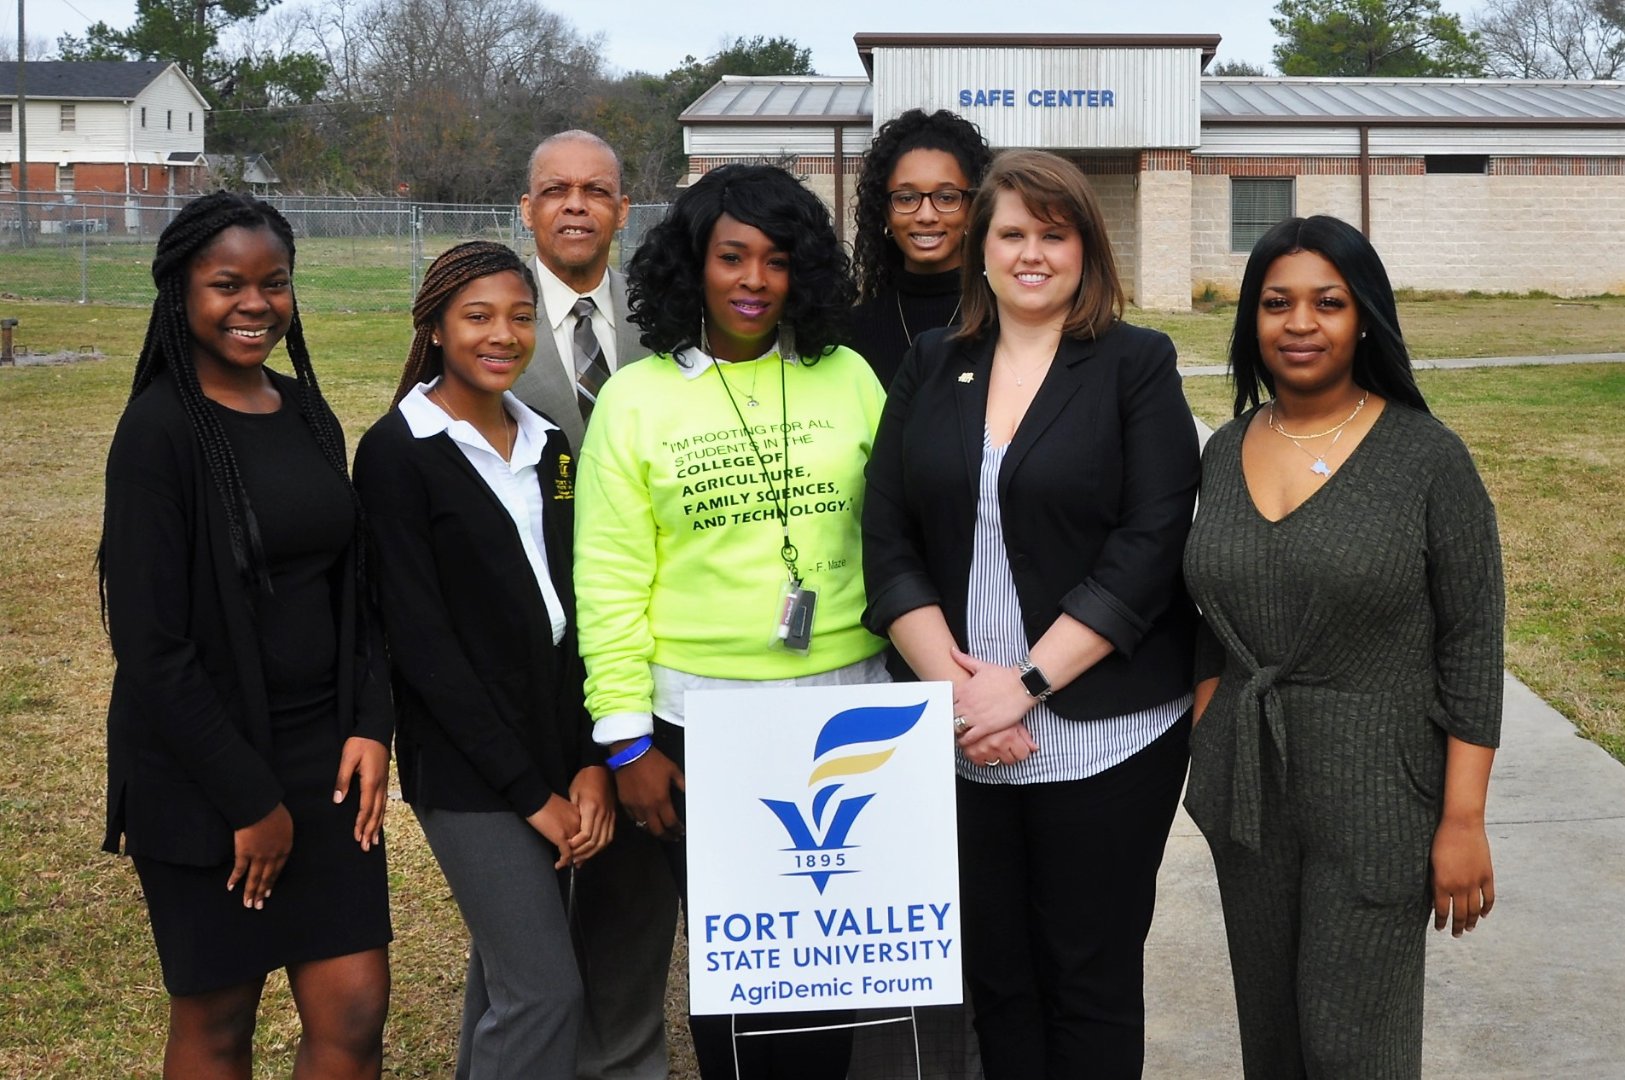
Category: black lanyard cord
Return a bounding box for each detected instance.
[713,349,800,582]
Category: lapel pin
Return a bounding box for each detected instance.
[957,371,974,384]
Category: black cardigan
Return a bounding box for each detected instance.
[101,369,391,865]
[353,407,598,818]
[861,323,1200,721]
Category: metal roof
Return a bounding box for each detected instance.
[0,61,184,101]
[681,77,873,125]
[679,75,1625,129]
[1203,78,1625,126]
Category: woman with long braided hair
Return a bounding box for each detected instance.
[100,191,393,1077]
[354,241,609,1079]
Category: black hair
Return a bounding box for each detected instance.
[393,241,538,406]
[851,109,992,302]
[1230,215,1429,417]
[110,190,354,594]
[625,163,855,362]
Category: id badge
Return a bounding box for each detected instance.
[770,578,817,655]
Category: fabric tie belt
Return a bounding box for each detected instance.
[1230,663,1287,851]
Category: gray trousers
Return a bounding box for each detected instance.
[416,805,583,1080]
[1201,772,1431,1079]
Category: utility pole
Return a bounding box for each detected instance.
[14,0,30,246]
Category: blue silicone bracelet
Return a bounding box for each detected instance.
[606,735,653,771]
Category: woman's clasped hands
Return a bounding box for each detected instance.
[950,646,1040,766]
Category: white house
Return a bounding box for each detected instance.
[1,60,211,230]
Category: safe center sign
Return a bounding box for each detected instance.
[683,682,962,1015]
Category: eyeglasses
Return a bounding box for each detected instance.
[887,188,971,214]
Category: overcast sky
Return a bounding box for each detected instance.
[7,0,1480,76]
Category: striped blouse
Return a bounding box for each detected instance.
[960,430,1190,785]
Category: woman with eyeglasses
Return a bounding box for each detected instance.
[849,109,992,389]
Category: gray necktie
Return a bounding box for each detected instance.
[571,297,611,424]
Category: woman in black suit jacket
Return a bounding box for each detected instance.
[353,243,608,1079]
[862,151,1201,1080]
[101,192,392,1076]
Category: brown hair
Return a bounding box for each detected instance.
[392,241,538,406]
[956,149,1124,340]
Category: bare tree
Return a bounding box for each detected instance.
[1473,0,1625,78]
[2,33,53,60]
[338,0,604,201]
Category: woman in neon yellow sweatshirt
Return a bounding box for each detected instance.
[573,164,886,1080]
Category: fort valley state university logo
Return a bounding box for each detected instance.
[760,701,926,893]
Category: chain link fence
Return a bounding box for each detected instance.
[0,192,671,312]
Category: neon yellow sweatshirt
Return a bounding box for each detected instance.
[574,346,887,735]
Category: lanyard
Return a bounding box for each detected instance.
[714,351,800,583]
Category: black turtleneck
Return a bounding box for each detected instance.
[848,267,964,390]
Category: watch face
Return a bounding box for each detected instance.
[1020,665,1051,697]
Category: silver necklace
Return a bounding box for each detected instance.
[433,387,513,460]
[896,290,961,349]
[701,322,762,405]
[1267,392,1368,478]
[994,346,1051,387]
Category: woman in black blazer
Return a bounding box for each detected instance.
[100,192,392,1075]
[353,243,609,1079]
[862,151,1201,1079]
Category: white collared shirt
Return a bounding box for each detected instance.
[534,256,619,390]
[671,337,797,382]
[399,381,567,644]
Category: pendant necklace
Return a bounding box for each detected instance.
[995,346,1051,387]
[1268,392,1368,478]
[897,291,962,349]
[702,323,762,406]
[434,387,514,461]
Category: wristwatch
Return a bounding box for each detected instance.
[1018,659,1053,702]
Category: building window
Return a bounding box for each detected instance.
[0,104,12,133]
[1425,155,1488,174]
[57,164,75,193]
[60,104,75,132]
[0,164,11,193]
[1231,178,1294,254]
[167,110,173,131]
[188,112,194,132]
[141,106,147,128]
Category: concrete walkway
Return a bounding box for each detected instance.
[1179,351,1625,379]
[1144,676,1625,1078]
[1142,395,1625,1077]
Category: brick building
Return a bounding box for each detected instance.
[678,34,1625,310]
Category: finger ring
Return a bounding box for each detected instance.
[983,758,1000,767]
[633,820,648,829]
[953,715,969,735]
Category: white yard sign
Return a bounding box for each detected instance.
[684,682,962,1016]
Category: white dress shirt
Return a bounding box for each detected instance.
[534,256,620,390]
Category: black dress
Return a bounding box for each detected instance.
[129,394,391,996]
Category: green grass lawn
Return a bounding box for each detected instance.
[0,234,504,313]
[0,296,1619,1075]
